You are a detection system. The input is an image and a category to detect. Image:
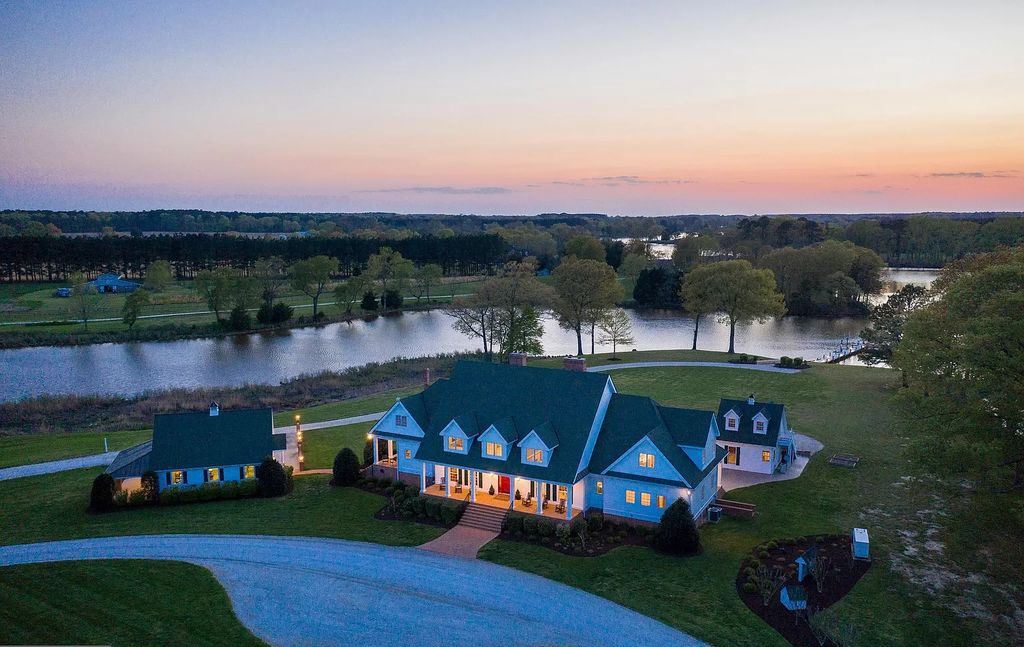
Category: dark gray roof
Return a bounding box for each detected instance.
[106,441,153,479]
[716,397,786,447]
[150,407,277,471]
[407,361,610,483]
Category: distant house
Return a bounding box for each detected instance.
[368,359,726,524]
[716,395,797,475]
[89,273,141,294]
[54,287,72,298]
[106,403,288,491]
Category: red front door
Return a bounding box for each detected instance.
[498,476,511,495]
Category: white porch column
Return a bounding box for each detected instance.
[565,484,573,520]
[535,480,542,516]
[420,462,427,493]
[445,467,451,498]
[387,439,394,460]
[471,470,477,502]
[372,436,379,464]
[507,475,514,509]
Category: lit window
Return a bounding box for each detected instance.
[447,436,464,451]
[396,415,407,427]
[207,468,220,482]
[171,470,183,484]
[727,417,738,430]
[596,480,603,494]
[762,450,771,462]
[625,490,636,504]
[243,465,255,479]
[755,420,765,432]
[657,495,666,508]
[639,452,655,468]
[641,492,651,506]
[404,449,412,459]
[486,442,503,457]
[526,448,544,463]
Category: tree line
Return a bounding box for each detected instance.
[0,233,506,282]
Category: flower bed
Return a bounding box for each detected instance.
[499,511,650,556]
[356,477,466,528]
[735,534,871,646]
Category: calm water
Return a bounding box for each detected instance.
[0,269,937,402]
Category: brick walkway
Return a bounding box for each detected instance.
[418,525,498,558]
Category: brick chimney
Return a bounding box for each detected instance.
[564,357,587,372]
[508,352,527,367]
[423,368,431,387]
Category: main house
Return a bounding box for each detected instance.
[106,403,289,491]
[716,395,797,474]
[369,359,728,524]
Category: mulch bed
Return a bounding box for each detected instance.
[736,534,871,647]
[499,517,650,557]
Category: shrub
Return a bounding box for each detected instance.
[780,356,792,367]
[424,497,442,521]
[256,303,274,324]
[179,486,200,503]
[569,515,587,538]
[766,540,779,550]
[228,306,252,331]
[222,481,239,499]
[89,473,116,512]
[113,490,129,507]
[652,499,702,556]
[127,489,148,506]
[383,289,403,310]
[439,503,461,526]
[523,516,539,537]
[793,356,804,367]
[256,457,289,497]
[488,485,495,496]
[504,515,524,534]
[239,479,259,497]
[742,581,757,594]
[555,523,571,544]
[198,483,220,501]
[271,302,294,323]
[332,448,361,486]
[537,520,556,537]
[409,495,427,517]
[360,291,378,311]
[362,439,374,467]
[759,550,770,560]
[160,487,182,505]
[587,511,605,532]
[140,471,159,504]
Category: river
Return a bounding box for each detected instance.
[0,269,937,402]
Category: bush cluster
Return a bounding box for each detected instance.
[331,448,361,486]
[256,302,294,325]
[779,356,806,368]
[652,499,702,556]
[357,477,466,527]
[157,480,259,505]
[256,457,293,497]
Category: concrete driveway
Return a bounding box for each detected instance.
[0,534,704,647]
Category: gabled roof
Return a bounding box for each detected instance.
[589,393,723,487]
[106,440,153,479]
[523,421,558,449]
[405,361,610,483]
[485,417,519,444]
[149,407,277,471]
[716,398,786,447]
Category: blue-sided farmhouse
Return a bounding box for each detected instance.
[106,403,289,491]
[369,358,798,524]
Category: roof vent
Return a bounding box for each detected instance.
[747,394,755,405]
[209,401,220,417]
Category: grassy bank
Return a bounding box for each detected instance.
[0,471,444,548]
[301,422,375,470]
[0,429,152,468]
[0,560,265,646]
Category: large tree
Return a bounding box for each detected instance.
[67,272,101,330]
[597,309,634,359]
[252,256,288,307]
[894,248,1024,491]
[194,267,237,322]
[121,289,151,329]
[143,260,173,292]
[489,260,555,359]
[859,284,929,366]
[290,255,338,317]
[551,258,623,356]
[679,267,717,351]
[334,273,369,314]
[366,247,414,311]
[671,235,718,272]
[564,235,606,262]
[412,263,443,303]
[687,260,785,354]
[444,286,501,360]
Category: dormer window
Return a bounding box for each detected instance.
[485,442,503,458]
[638,452,656,469]
[526,448,544,463]
[396,415,407,427]
[755,420,765,432]
[726,417,738,431]
[447,436,464,451]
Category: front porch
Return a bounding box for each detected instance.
[421,466,581,520]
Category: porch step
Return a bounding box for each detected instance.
[458,503,509,533]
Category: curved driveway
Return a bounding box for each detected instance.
[0,534,704,647]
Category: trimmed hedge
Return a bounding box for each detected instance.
[158,479,259,506]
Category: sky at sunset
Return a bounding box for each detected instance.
[1,1,1022,215]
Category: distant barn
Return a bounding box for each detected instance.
[89,273,140,294]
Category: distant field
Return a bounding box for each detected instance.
[0,429,152,468]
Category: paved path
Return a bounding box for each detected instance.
[588,361,800,374]
[0,452,119,481]
[418,525,499,559]
[720,432,824,492]
[0,412,387,481]
[0,535,703,647]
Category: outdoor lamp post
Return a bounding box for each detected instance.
[295,414,304,471]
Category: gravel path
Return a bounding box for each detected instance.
[0,534,704,647]
[588,361,800,374]
[0,452,119,481]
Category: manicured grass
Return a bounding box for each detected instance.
[0,470,444,548]
[0,559,264,646]
[0,429,152,468]
[302,422,374,470]
[479,363,988,646]
[532,348,762,368]
[273,388,413,426]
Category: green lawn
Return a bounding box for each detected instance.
[0,560,265,646]
[0,429,152,468]
[302,422,374,470]
[273,389,413,426]
[0,470,444,548]
[479,363,991,646]
[532,348,760,368]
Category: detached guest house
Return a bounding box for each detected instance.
[106,404,289,491]
[369,359,727,524]
[716,395,797,474]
